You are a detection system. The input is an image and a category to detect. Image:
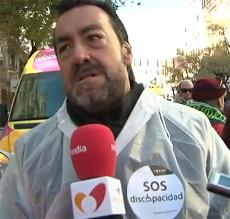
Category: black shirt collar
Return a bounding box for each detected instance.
[66,79,144,138]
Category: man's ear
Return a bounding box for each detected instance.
[122,42,132,66]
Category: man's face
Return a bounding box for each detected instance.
[54,6,132,113]
[178,81,193,101]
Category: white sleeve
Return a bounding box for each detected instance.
[0,139,33,219]
[205,124,230,218]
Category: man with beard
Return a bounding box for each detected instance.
[0,1,230,219]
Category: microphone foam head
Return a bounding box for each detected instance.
[70,124,117,180]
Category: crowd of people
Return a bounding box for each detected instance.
[0,0,229,218]
[175,78,230,148]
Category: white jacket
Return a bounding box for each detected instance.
[0,88,230,219]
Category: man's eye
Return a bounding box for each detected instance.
[57,44,71,58]
[58,44,69,53]
[87,34,102,42]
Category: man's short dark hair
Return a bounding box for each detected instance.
[53,0,135,79]
[53,0,129,45]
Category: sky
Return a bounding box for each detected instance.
[117,0,187,60]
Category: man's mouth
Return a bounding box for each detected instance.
[76,71,100,82]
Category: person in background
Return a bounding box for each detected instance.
[174,79,193,104]
[223,117,230,149]
[187,78,227,137]
[223,102,230,149]
[0,1,229,218]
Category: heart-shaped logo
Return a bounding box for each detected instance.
[74,183,106,213]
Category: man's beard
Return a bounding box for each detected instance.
[66,65,127,114]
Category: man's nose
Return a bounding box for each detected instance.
[72,44,91,64]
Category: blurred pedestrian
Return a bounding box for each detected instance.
[174,79,193,104]
[223,119,230,149]
[223,102,230,149]
[187,78,227,137]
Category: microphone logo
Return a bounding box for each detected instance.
[71,145,87,155]
[74,183,106,213]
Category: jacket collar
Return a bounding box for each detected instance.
[56,88,160,154]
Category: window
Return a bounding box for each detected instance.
[10,71,66,120]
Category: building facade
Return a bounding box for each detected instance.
[202,0,230,45]
[183,0,206,52]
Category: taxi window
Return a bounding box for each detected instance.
[10,71,65,121]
